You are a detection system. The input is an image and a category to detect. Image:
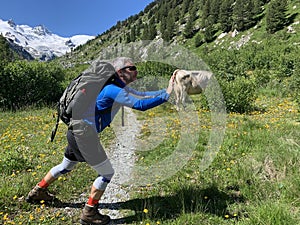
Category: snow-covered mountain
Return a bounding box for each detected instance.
[0,19,95,61]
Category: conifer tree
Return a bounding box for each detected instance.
[244,0,257,29]
[182,0,192,15]
[148,17,157,40]
[266,0,288,33]
[160,16,167,39]
[232,0,247,30]
[203,15,215,42]
[232,0,257,31]
[158,2,168,21]
[189,3,198,22]
[126,33,131,43]
[130,26,137,42]
[142,19,157,41]
[184,17,194,38]
[142,23,149,40]
[210,0,220,24]
[161,9,176,41]
[202,0,210,27]
[252,0,264,17]
[219,0,234,32]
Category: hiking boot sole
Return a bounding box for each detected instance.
[25,196,38,203]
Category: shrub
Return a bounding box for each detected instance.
[0,61,65,110]
[288,62,300,110]
[220,76,257,113]
[198,75,257,114]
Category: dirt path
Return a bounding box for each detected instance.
[99,107,142,223]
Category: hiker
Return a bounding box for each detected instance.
[26,57,175,225]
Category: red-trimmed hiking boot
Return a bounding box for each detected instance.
[80,204,110,225]
[26,185,55,203]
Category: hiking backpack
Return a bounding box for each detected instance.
[50,60,117,142]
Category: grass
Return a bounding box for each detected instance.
[0,94,299,224]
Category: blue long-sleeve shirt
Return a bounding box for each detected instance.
[83,77,170,132]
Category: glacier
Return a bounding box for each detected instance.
[0,19,95,61]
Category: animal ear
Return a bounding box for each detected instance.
[182,73,191,80]
[173,69,180,76]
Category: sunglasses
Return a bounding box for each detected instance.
[121,66,137,71]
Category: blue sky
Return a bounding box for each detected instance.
[0,0,154,37]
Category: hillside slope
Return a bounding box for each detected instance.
[55,0,300,113]
[57,0,300,67]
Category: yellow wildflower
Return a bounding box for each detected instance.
[143,208,149,214]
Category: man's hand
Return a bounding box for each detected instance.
[166,74,175,95]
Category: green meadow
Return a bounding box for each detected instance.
[0,93,299,225]
[1,0,300,224]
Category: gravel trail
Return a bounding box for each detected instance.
[98,107,142,223]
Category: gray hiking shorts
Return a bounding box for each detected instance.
[65,120,108,166]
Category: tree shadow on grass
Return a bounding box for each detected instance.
[102,185,245,224]
[286,13,298,26]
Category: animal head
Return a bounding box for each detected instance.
[173,69,192,84]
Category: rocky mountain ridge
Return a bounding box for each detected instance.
[0,19,95,61]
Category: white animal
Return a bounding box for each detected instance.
[173,69,212,110]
